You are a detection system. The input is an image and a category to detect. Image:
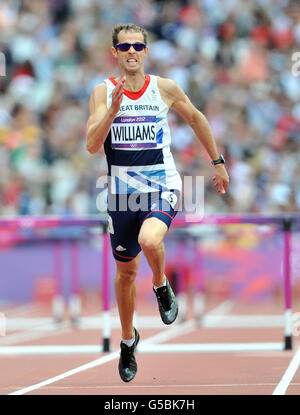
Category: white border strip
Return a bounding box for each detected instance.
[272,346,300,395]
[0,342,283,356]
[138,343,283,353]
[0,345,102,355]
[284,309,292,336]
[3,314,286,331]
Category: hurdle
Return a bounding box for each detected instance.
[101,222,110,352]
[283,218,292,350]
[0,216,109,352]
[69,239,81,325]
[0,213,298,354]
[192,234,205,322]
[164,213,298,352]
[52,240,64,323]
[87,213,300,353]
[52,238,84,325]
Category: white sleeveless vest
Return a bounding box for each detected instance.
[103,74,182,194]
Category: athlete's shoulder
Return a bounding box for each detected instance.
[91,82,107,104]
[156,76,178,92]
[156,76,185,107]
[93,81,107,94]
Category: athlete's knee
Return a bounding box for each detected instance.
[138,217,168,251]
[116,267,137,285]
[138,233,161,252]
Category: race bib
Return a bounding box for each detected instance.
[161,191,178,210]
[111,116,157,149]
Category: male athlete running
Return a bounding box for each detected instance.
[87,23,229,382]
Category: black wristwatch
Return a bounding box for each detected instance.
[211,154,225,166]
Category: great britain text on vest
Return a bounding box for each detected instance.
[119,104,160,112]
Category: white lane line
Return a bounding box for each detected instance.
[0,322,70,345]
[0,345,101,355]
[272,346,300,395]
[139,320,195,346]
[6,382,291,393]
[8,299,233,395]
[0,303,42,317]
[5,318,57,330]
[139,342,283,353]
[207,300,234,316]
[0,342,284,355]
[4,314,286,331]
[5,383,284,391]
[202,315,285,328]
[12,383,282,390]
[203,300,235,325]
[0,307,119,346]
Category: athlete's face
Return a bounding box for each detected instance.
[112,31,148,74]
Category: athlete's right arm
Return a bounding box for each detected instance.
[86,76,125,154]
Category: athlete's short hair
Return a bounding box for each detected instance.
[112,23,148,47]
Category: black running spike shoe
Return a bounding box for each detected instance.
[153,278,178,325]
[118,328,140,383]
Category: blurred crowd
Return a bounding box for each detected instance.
[0,0,299,216]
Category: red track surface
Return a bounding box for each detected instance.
[1,294,300,396]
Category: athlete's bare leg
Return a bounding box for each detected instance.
[115,254,141,340]
[138,217,168,287]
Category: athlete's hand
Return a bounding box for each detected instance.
[212,165,229,195]
[110,75,126,115]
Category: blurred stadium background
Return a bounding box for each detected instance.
[0,0,299,309]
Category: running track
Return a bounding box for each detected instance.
[0,294,300,396]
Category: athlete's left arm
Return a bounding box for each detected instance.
[158,77,229,195]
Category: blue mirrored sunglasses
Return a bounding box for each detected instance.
[115,42,147,52]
